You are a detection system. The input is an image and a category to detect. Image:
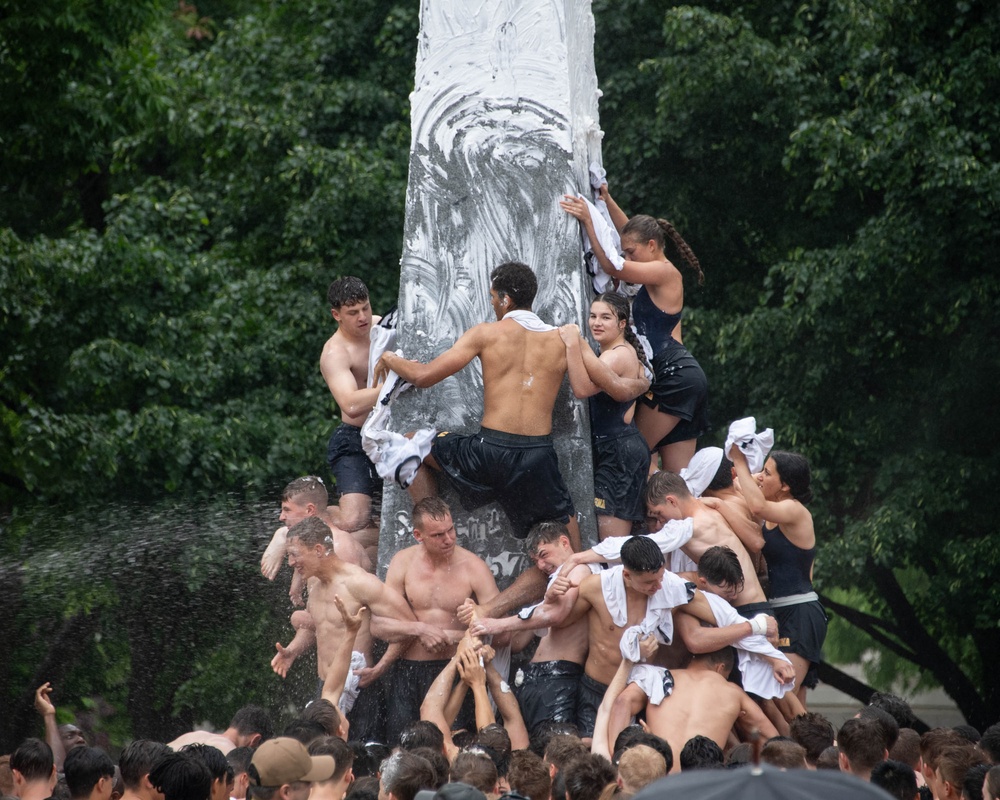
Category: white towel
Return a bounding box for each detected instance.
[680,447,724,498]
[702,593,794,699]
[669,549,699,575]
[627,663,675,706]
[725,417,774,473]
[360,365,435,488]
[366,324,397,390]
[591,521,694,565]
[503,309,556,332]
[339,651,368,714]
[613,572,696,660]
[571,193,625,293]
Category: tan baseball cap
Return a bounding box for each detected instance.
[250,737,335,786]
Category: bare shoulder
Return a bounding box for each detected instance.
[569,563,596,583]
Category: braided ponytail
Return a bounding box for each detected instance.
[657,218,704,286]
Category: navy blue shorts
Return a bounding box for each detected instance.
[593,430,649,522]
[327,424,382,497]
[641,340,710,446]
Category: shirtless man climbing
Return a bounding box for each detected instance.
[382,497,501,745]
[271,516,448,743]
[321,276,383,556]
[374,261,648,611]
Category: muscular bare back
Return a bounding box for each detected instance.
[683,507,767,605]
[478,320,568,435]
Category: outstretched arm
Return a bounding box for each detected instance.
[730,448,813,546]
[374,325,486,388]
[272,613,317,677]
[592,658,635,760]
[485,660,529,750]
[35,683,67,772]
[457,647,496,732]
[419,655,461,760]
[598,184,629,233]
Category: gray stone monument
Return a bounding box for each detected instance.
[377,0,606,586]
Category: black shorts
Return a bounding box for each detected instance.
[575,673,609,738]
[327,424,382,497]
[517,660,583,737]
[385,659,475,746]
[593,430,649,522]
[734,600,774,619]
[431,428,575,539]
[347,680,386,745]
[640,340,710,446]
[774,600,827,689]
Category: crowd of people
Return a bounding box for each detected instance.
[5,188,996,800]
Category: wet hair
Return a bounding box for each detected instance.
[490,262,537,310]
[963,763,990,800]
[412,496,452,532]
[620,535,665,574]
[506,750,550,800]
[869,692,920,732]
[344,774,378,800]
[475,725,511,776]
[985,765,1000,800]
[542,735,588,772]
[406,748,446,789]
[64,747,115,799]
[281,718,326,745]
[180,744,232,784]
[889,728,922,769]
[871,760,918,800]
[308,737,354,785]
[921,728,969,772]
[859,705,900,750]
[346,743,382,779]
[149,753,213,800]
[119,740,171,790]
[528,722,580,759]
[591,292,650,373]
[225,748,253,777]
[299,699,343,739]
[679,736,723,771]
[399,721,445,753]
[838,717,887,773]
[697,546,745,594]
[620,215,704,286]
[327,277,369,309]
[613,729,673,775]
[282,477,329,511]
[788,712,835,766]
[705,456,735,492]
[525,520,570,559]
[770,451,813,504]
[815,746,840,770]
[11,738,54,783]
[381,751,435,800]
[560,755,614,800]
[644,471,691,507]
[702,647,736,674]
[450,751,497,793]
[286,516,332,548]
[230,705,273,744]
[760,738,806,769]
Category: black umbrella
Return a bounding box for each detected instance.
[632,764,894,799]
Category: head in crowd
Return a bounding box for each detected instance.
[859,705,900,751]
[542,736,589,775]
[60,727,88,752]
[936,745,985,800]
[889,728,922,770]
[705,455,735,493]
[411,497,453,534]
[760,738,807,770]
[230,706,274,749]
[789,712,835,768]
[679,736,723,771]
[281,720,327,746]
[226,748,254,800]
[120,741,171,794]
[644,471,691,511]
[149,753,212,800]
[399,721,445,754]
[921,728,969,794]
[345,776,379,800]
[869,693,920,731]
[64,747,115,800]
[725,744,752,767]
[964,763,990,800]
[347,744,384,780]
[378,752,434,800]
[620,536,666,596]
[700,647,736,676]
[287,517,332,549]
[328,278,369,311]
[490,262,537,312]
[475,726,511,778]
[838,717,889,779]
[590,293,651,373]
[406,749,446,790]
[308,736,356,798]
[766,452,813,504]
[11,738,56,795]
[525,522,572,575]
[430,784,485,800]
[298,700,344,741]
[980,723,1000,763]
[984,765,1000,800]
[870,760,918,800]
[613,729,673,775]
[282,478,329,528]
[449,752,497,795]
[815,746,840,770]
[616,745,665,795]
[248,737,335,800]
[696,546,744,602]
[527,723,580,760]
[506,751,549,800]
[561,755,614,800]
[180,745,233,800]
[954,725,981,746]
[620,215,704,286]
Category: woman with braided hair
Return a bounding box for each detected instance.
[561,185,710,473]
[559,292,650,540]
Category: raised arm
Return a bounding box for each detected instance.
[457,647,496,732]
[730,448,814,547]
[419,655,461,760]
[485,661,529,750]
[591,658,635,761]
[34,683,67,772]
[598,184,629,233]
[735,689,780,741]
[374,324,486,388]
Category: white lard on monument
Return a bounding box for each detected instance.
[377,0,607,585]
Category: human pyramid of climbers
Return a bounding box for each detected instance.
[8,185,998,800]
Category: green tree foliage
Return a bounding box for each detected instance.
[594,0,999,725]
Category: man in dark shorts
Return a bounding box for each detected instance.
[375,263,648,608]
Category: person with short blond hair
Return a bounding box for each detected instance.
[615,745,665,797]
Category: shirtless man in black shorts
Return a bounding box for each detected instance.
[375,261,649,611]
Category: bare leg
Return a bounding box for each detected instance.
[786,653,812,708]
[635,405,681,455]
[406,456,441,504]
[337,493,373,532]
[657,439,697,474]
[598,516,633,542]
[760,698,790,737]
[565,514,582,553]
